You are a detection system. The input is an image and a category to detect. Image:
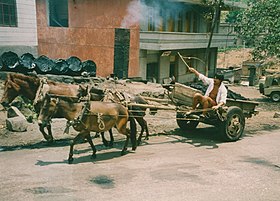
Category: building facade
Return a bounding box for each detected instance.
[0,0,238,82]
[0,0,38,56]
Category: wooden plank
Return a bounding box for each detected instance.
[169,83,202,106]
[142,96,172,104]
[128,103,176,111]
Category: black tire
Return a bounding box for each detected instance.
[176,112,199,131]
[270,92,280,102]
[219,106,245,142]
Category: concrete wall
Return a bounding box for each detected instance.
[36,0,140,78]
[0,0,38,56]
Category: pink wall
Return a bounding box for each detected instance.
[36,0,140,77]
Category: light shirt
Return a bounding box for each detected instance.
[198,73,227,104]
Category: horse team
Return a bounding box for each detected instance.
[0,73,155,163]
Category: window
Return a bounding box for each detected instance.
[48,0,68,27]
[177,11,183,32]
[0,0,17,27]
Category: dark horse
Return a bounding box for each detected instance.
[101,90,156,146]
[38,94,137,163]
[0,73,99,142]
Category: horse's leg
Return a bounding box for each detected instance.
[108,129,114,147]
[121,135,129,155]
[46,124,54,142]
[68,132,87,164]
[100,132,109,147]
[85,133,97,159]
[39,124,53,142]
[117,121,130,155]
[129,117,137,151]
[135,117,149,145]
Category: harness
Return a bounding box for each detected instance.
[103,89,131,107]
[33,77,48,106]
[63,99,106,134]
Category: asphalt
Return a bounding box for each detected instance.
[0,128,280,201]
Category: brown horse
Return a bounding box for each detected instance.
[0,73,155,145]
[101,91,156,146]
[37,94,137,163]
[0,73,97,142]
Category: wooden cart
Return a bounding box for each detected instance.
[131,82,259,142]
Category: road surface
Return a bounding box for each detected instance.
[0,128,280,201]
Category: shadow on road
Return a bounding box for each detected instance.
[160,126,223,149]
[36,149,135,166]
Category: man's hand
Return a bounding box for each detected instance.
[188,67,195,73]
[188,67,199,76]
[212,102,224,110]
[212,105,220,110]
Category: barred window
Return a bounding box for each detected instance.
[48,0,68,27]
[0,0,17,27]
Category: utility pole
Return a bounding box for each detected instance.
[204,0,222,76]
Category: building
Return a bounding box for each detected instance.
[0,0,38,56]
[0,0,239,83]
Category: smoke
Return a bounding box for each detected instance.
[121,0,189,29]
[121,0,142,28]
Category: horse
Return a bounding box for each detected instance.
[37,94,137,163]
[96,90,157,146]
[0,73,156,145]
[0,73,101,142]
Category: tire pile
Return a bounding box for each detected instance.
[0,51,96,76]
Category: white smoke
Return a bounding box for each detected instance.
[121,0,144,28]
[121,0,189,29]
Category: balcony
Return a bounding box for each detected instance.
[140,31,236,50]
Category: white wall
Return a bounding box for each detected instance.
[0,0,38,56]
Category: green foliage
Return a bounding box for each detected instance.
[235,0,280,60]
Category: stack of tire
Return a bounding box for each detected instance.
[0,51,96,77]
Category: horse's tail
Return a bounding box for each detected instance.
[129,116,137,151]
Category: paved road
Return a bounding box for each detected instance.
[0,129,280,201]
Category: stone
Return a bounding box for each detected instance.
[273,112,280,118]
[7,106,27,119]
[6,116,28,132]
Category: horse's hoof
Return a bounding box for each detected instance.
[45,136,54,143]
[103,141,109,147]
[91,154,96,159]
[109,142,114,147]
[132,146,137,151]
[68,157,74,164]
[121,149,127,156]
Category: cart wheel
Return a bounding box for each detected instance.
[176,113,199,131]
[270,92,280,102]
[219,106,245,142]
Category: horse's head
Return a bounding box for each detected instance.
[37,94,58,127]
[1,74,21,107]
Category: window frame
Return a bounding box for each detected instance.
[47,0,69,28]
[0,0,18,27]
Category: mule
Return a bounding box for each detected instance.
[0,73,155,145]
[37,94,137,163]
[0,73,100,142]
[98,90,157,146]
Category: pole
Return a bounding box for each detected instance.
[205,0,222,76]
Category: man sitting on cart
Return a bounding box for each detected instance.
[188,67,228,117]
